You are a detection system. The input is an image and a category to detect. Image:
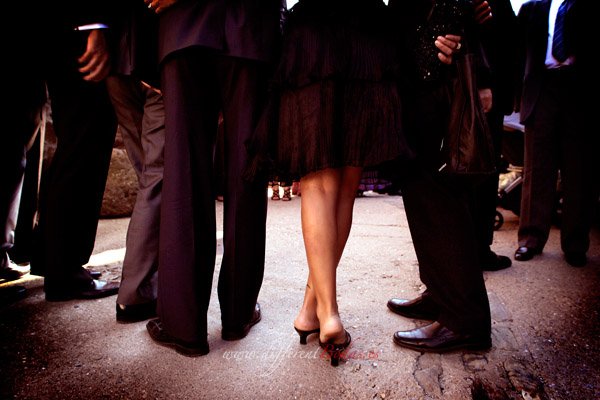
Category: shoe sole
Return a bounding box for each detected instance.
[481,263,512,272]
[147,327,209,357]
[116,313,157,324]
[0,271,29,282]
[565,255,587,267]
[155,339,209,357]
[393,337,492,353]
[514,249,541,262]
[116,302,157,324]
[566,262,586,267]
[514,255,535,262]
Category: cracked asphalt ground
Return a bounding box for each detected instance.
[1,192,599,399]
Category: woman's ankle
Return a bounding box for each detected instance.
[318,315,345,342]
[294,312,319,331]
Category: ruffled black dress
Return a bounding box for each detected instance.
[251,0,414,179]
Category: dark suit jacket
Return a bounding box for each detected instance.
[39,2,116,40]
[112,0,160,87]
[157,0,284,64]
[477,0,519,115]
[16,1,118,77]
[517,0,590,124]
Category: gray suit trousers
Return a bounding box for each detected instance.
[107,75,165,305]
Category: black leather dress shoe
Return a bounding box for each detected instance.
[0,266,30,281]
[565,252,587,267]
[0,285,27,306]
[45,280,120,302]
[89,271,102,280]
[222,303,262,341]
[393,321,491,353]
[116,300,157,323]
[387,294,439,320]
[146,318,209,357]
[514,246,540,261]
[481,251,512,271]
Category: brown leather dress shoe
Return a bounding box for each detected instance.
[393,321,491,353]
[45,280,120,302]
[481,251,512,271]
[387,294,439,320]
[222,303,262,341]
[116,300,157,323]
[146,318,209,357]
[514,246,541,261]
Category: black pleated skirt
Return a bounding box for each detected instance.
[250,0,414,179]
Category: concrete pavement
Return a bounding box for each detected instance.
[1,192,599,399]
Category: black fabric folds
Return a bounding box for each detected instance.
[246,0,414,180]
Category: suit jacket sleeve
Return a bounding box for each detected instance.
[158,0,283,64]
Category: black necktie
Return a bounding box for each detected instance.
[552,0,572,62]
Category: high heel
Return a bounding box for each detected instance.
[294,327,320,345]
[282,187,292,201]
[271,183,280,200]
[319,330,351,367]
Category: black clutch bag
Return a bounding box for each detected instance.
[414,0,470,82]
[438,52,496,181]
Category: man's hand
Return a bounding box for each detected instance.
[145,0,179,14]
[435,34,462,65]
[78,30,111,82]
[474,0,493,24]
[478,88,493,113]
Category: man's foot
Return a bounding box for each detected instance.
[146,318,209,357]
[565,252,587,267]
[222,303,262,341]
[0,285,27,306]
[387,293,439,320]
[45,280,120,302]
[116,300,157,323]
[0,267,30,282]
[393,321,491,353]
[514,246,541,262]
[89,270,102,280]
[481,251,512,271]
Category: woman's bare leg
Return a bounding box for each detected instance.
[294,167,362,342]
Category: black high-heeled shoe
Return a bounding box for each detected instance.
[319,330,351,367]
[294,327,320,345]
